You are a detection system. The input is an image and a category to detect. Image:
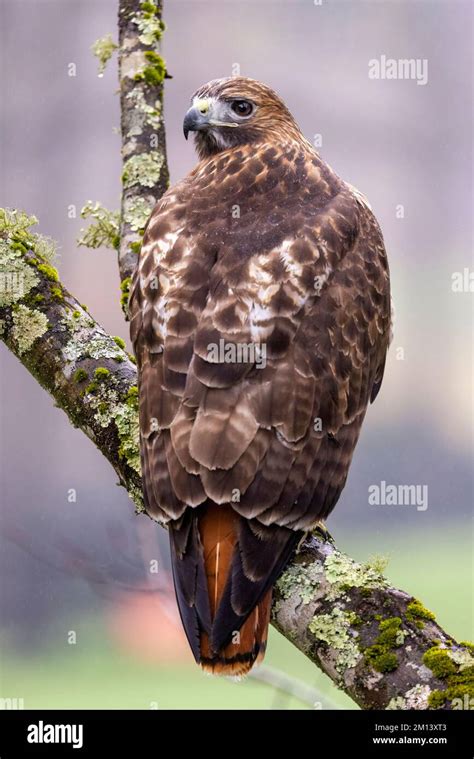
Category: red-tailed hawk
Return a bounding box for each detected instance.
[130,77,391,676]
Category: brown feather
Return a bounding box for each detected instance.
[130,76,391,674]
[198,504,271,675]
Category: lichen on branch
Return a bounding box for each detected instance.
[273,533,473,710]
[117,0,170,287]
[0,207,142,509]
[2,1,472,711]
[91,34,118,76]
[77,201,120,250]
[1,207,472,710]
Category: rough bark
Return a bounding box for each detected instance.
[1,0,472,712]
[118,0,169,286]
[272,534,473,710]
[0,239,142,508]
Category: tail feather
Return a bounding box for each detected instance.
[169,503,301,676]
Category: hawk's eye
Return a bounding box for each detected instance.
[230,100,253,118]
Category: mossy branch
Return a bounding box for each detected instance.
[0,210,142,508]
[117,0,169,288]
[273,535,473,710]
[2,0,472,712]
[1,215,472,709]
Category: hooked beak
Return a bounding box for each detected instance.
[183,105,210,140]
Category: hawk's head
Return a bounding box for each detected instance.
[183,77,302,159]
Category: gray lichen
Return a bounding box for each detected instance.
[11,305,49,355]
[62,313,125,364]
[77,201,120,250]
[122,152,163,189]
[309,607,361,673]
[0,243,39,307]
[323,551,388,600]
[91,34,118,76]
[85,377,140,475]
[131,2,165,46]
[123,196,155,231]
[386,696,407,710]
[0,207,57,307]
[276,560,324,604]
[126,88,161,131]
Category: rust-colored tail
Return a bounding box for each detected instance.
[169,504,301,677]
[199,504,271,676]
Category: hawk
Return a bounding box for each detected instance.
[130,77,391,676]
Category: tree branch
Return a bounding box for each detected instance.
[1,0,472,711]
[0,213,142,509]
[117,0,169,285]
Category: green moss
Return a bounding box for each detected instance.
[423,647,457,678]
[50,286,63,302]
[406,599,436,625]
[130,241,142,255]
[348,612,362,627]
[73,368,88,383]
[422,643,474,707]
[36,262,59,282]
[126,385,139,402]
[371,652,398,673]
[140,1,157,13]
[113,336,126,350]
[428,690,446,709]
[85,381,98,395]
[135,64,165,87]
[132,3,165,45]
[363,617,406,674]
[378,617,406,647]
[11,305,49,355]
[128,353,137,364]
[460,641,474,655]
[94,367,111,381]
[72,310,81,319]
[445,667,474,700]
[10,241,28,254]
[120,277,132,309]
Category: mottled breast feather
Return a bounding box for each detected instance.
[130,139,390,530]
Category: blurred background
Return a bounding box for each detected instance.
[0,0,472,710]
